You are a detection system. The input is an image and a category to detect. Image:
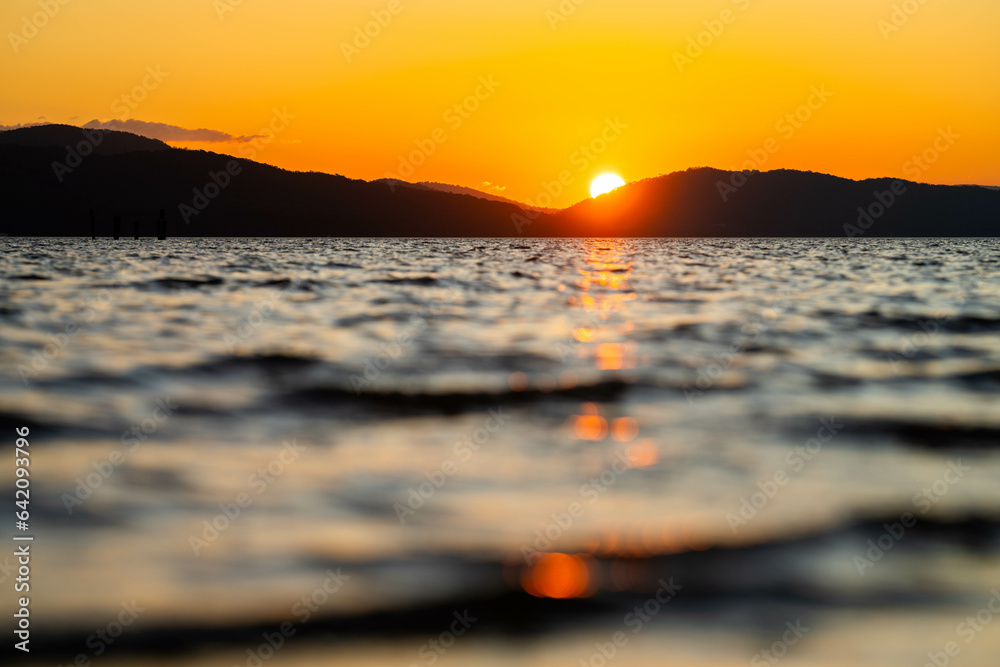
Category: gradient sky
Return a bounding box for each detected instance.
[3,0,998,204]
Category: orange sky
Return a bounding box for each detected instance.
[3,0,998,205]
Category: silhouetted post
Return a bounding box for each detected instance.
[90,209,96,239]
[157,209,166,240]
[113,216,121,240]
[134,220,139,240]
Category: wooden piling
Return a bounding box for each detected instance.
[90,209,96,239]
[113,216,121,240]
[134,220,139,240]
[157,209,166,240]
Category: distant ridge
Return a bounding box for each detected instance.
[555,168,1000,237]
[399,180,558,213]
[0,123,170,155]
[0,126,997,237]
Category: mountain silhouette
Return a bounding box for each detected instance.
[0,123,169,155]
[0,125,996,237]
[556,168,1000,237]
[378,180,559,213]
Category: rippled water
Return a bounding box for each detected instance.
[3,237,1000,666]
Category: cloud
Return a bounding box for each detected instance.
[81,118,260,143]
[481,181,507,193]
[0,122,51,131]
[1,118,261,143]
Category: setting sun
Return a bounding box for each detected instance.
[590,174,626,198]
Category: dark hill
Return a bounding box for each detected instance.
[410,181,558,213]
[0,127,996,237]
[0,128,542,237]
[0,123,170,155]
[556,168,999,237]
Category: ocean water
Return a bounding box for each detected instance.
[2,237,1000,666]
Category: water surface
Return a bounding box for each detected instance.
[2,237,1000,665]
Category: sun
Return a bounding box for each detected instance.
[590,173,626,198]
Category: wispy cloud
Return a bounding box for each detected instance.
[0,121,50,131]
[2,118,262,144]
[81,119,261,143]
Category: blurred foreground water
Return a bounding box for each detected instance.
[2,237,1000,666]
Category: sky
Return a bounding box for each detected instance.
[3,0,999,205]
